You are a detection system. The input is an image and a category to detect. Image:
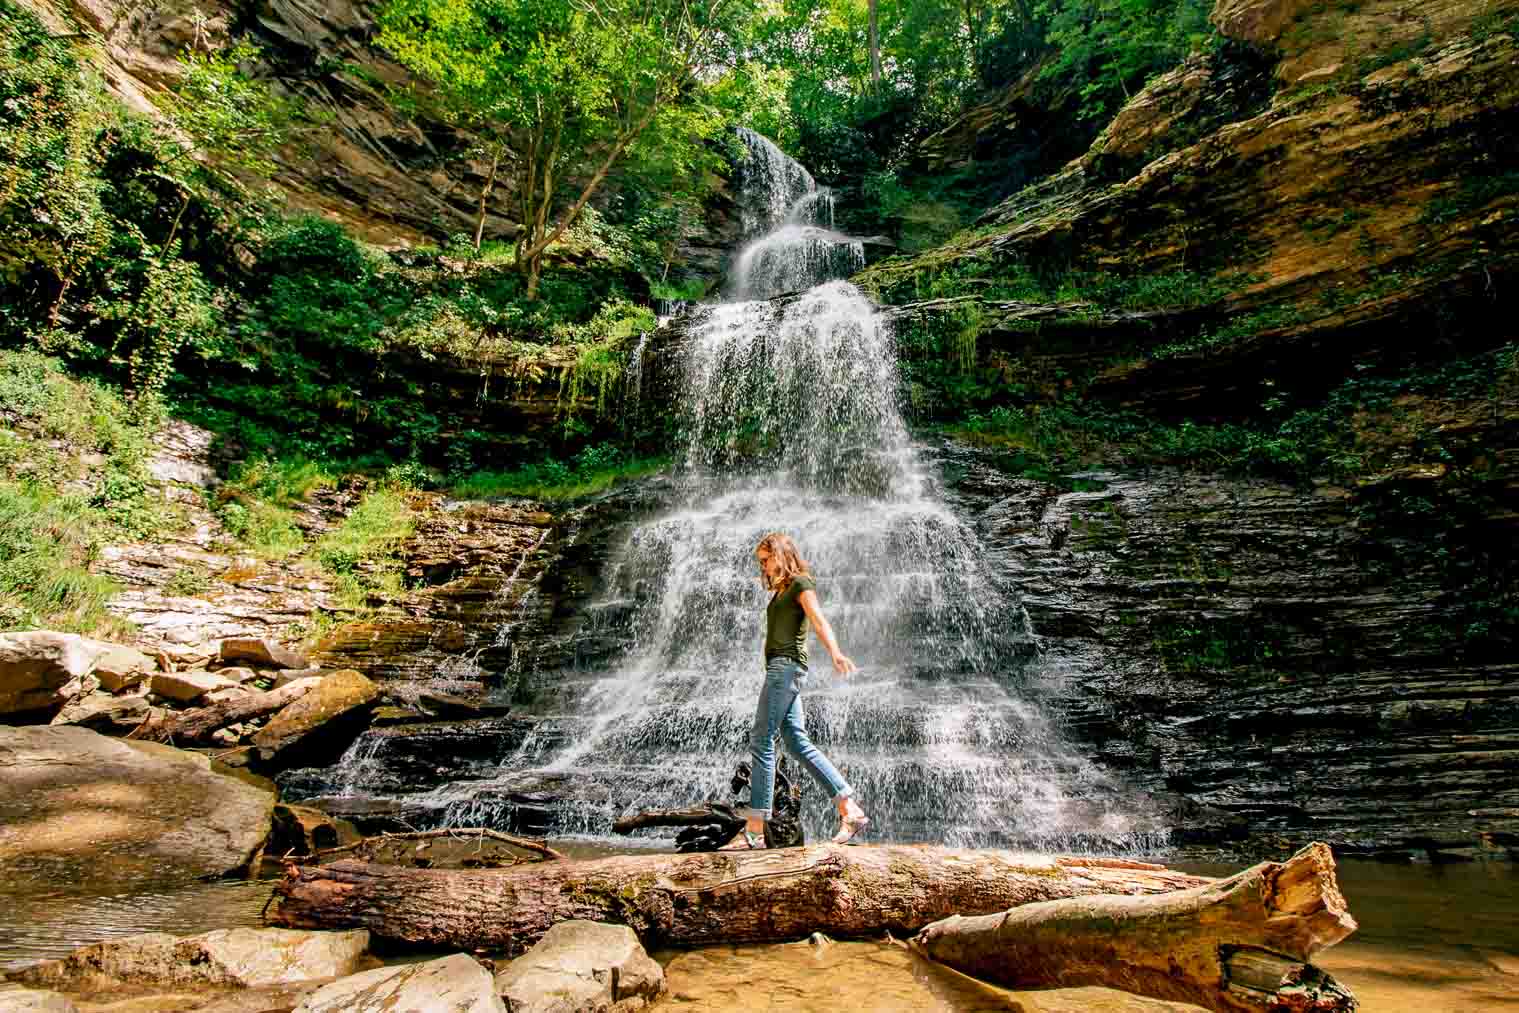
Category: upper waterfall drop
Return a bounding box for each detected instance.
[728,129,865,300]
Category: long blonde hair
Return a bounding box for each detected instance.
[755,532,811,592]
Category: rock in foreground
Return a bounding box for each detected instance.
[0,632,113,718]
[495,920,665,1013]
[253,670,379,769]
[0,726,274,895]
[0,986,79,1012]
[293,953,503,1013]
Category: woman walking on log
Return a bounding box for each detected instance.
[722,532,870,850]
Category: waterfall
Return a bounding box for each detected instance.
[728,129,865,300]
[418,130,1151,850]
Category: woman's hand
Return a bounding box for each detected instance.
[798,589,856,679]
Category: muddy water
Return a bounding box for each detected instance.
[2,856,1515,1011]
[652,859,1519,1012]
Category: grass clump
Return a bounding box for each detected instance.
[0,482,122,632]
[450,444,669,502]
[648,277,708,302]
[312,486,415,608]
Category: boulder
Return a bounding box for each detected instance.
[48,692,150,733]
[220,637,309,671]
[0,726,274,895]
[252,670,379,769]
[494,921,665,1013]
[203,685,254,706]
[214,667,259,684]
[294,953,505,1013]
[7,927,371,994]
[150,670,240,703]
[0,631,113,717]
[0,987,79,1012]
[93,645,156,693]
[269,804,346,855]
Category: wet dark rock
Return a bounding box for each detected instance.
[935,440,1519,857]
[269,804,348,856]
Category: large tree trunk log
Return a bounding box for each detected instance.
[271,844,1209,954]
[911,842,1358,1013]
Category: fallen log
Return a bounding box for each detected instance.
[270,842,1209,954]
[911,842,1357,1013]
[134,677,321,744]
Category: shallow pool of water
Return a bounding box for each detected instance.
[0,879,276,971]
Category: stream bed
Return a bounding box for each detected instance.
[4,853,1515,1011]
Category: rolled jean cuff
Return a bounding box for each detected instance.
[832,787,853,803]
[743,807,771,821]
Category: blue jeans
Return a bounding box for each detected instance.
[747,656,853,820]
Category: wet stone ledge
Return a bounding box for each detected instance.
[934,440,1519,860]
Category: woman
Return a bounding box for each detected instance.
[722,532,870,849]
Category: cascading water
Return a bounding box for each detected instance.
[728,128,864,301]
[286,129,1154,850]
[409,130,1152,849]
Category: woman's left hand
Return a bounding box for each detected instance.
[831,652,858,678]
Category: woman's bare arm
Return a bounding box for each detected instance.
[798,589,858,677]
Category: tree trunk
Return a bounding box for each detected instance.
[911,842,1358,1013]
[161,190,191,256]
[473,146,501,253]
[525,257,541,300]
[270,844,1210,955]
[133,678,321,744]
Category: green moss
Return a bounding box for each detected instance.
[1421,171,1519,226]
[450,451,669,502]
[1151,617,1281,675]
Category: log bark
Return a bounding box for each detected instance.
[135,678,319,744]
[911,842,1358,1013]
[270,843,1208,955]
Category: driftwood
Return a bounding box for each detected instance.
[911,842,1357,1013]
[612,759,803,851]
[270,843,1210,954]
[134,678,319,743]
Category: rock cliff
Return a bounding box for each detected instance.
[861,0,1519,415]
[846,0,1519,858]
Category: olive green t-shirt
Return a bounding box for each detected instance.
[764,574,817,666]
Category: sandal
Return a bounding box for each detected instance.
[831,812,870,845]
[718,828,767,850]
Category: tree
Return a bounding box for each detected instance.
[378,0,752,298]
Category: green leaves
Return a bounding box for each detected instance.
[377,0,750,286]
